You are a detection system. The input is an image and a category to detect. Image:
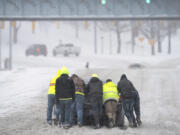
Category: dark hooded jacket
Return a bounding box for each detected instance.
[86,77,103,99]
[55,74,75,101]
[117,74,136,99]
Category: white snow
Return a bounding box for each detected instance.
[0,21,180,135]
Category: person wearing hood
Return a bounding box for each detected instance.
[117,74,142,128]
[86,73,103,129]
[47,69,61,125]
[103,79,119,128]
[55,66,75,129]
[69,74,86,127]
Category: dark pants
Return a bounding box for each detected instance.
[47,94,55,121]
[90,96,102,125]
[55,102,61,121]
[59,99,72,125]
[123,99,135,123]
[70,94,85,125]
[105,100,117,125]
[134,91,140,119]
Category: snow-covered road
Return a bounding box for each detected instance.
[0,55,180,135]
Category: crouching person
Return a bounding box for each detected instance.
[103,79,119,128]
[117,74,141,128]
[86,74,103,129]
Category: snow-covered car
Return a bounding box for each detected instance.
[53,43,81,57]
[25,44,48,56]
[128,63,144,69]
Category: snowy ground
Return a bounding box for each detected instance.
[0,53,180,135]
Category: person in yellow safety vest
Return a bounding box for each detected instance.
[103,79,119,128]
[47,69,61,125]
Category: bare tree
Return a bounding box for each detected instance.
[167,21,179,54]
[156,20,179,54]
[98,21,129,54]
[131,21,140,54]
[140,20,157,55]
[13,22,21,44]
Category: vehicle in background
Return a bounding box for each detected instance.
[128,63,144,69]
[53,43,81,57]
[25,44,48,56]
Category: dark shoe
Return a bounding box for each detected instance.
[78,123,83,127]
[119,125,128,130]
[94,123,100,129]
[129,122,133,128]
[63,124,72,129]
[47,120,52,126]
[133,122,137,128]
[54,119,58,126]
[136,118,142,126]
[108,121,114,128]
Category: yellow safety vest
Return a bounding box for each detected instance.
[103,81,119,104]
[75,91,85,96]
[48,70,61,95]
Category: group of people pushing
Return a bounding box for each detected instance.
[47,66,142,129]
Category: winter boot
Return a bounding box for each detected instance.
[108,119,114,128]
[63,124,72,129]
[47,120,52,126]
[78,122,83,127]
[94,123,101,129]
[133,122,137,128]
[129,121,134,128]
[136,117,142,126]
[54,119,58,126]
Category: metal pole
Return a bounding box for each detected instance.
[9,22,12,70]
[94,21,97,54]
[109,30,112,55]
[0,29,1,69]
[75,22,79,38]
[101,36,104,55]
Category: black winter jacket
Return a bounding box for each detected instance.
[117,75,136,99]
[86,77,103,100]
[55,74,75,101]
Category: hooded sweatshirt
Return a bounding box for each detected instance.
[86,77,103,98]
[117,74,136,99]
[55,67,75,100]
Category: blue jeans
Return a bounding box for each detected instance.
[90,96,102,125]
[55,102,61,121]
[134,91,140,119]
[47,94,55,121]
[70,94,85,125]
[123,99,135,123]
[59,99,72,125]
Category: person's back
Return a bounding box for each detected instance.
[56,74,74,99]
[87,76,103,99]
[117,75,135,99]
[103,80,119,103]
[72,74,85,95]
